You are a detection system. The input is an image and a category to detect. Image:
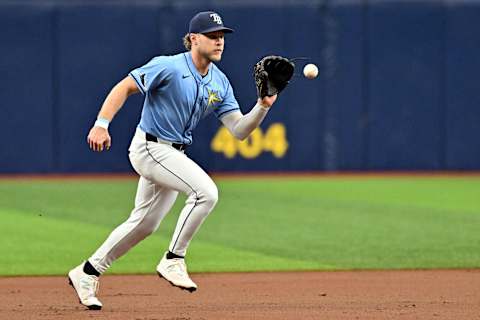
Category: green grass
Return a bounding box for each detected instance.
[0,176,479,276]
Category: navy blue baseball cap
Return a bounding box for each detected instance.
[188,11,234,34]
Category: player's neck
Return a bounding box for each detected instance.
[190,50,211,76]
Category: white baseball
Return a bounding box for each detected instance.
[303,63,318,79]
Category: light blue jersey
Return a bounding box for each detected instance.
[129,52,240,145]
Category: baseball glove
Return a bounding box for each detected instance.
[254,55,295,98]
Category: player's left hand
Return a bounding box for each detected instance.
[254,55,295,99]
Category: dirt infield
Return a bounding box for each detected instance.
[1,270,479,320]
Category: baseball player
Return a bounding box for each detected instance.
[68,11,294,310]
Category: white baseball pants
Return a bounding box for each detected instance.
[89,128,218,274]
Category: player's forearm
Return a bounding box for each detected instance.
[97,79,137,122]
[221,102,270,140]
[97,90,126,122]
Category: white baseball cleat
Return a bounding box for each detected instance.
[68,262,103,310]
[156,252,197,292]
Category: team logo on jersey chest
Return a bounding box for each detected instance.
[207,89,222,108]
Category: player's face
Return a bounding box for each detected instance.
[197,31,225,62]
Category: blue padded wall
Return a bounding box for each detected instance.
[366,1,445,170]
[0,1,479,173]
[0,4,55,172]
[445,3,480,169]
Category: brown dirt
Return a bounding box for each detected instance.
[1,270,479,320]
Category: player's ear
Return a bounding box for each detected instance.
[190,33,199,46]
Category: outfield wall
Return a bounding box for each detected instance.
[1,0,479,173]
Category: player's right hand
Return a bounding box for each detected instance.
[87,126,112,152]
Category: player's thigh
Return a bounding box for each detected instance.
[133,176,179,214]
[132,142,216,197]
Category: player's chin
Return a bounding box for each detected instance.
[209,51,223,62]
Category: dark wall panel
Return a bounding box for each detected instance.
[0,5,54,173]
[445,4,480,169]
[366,2,445,170]
[0,1,479,173]
[324,3,365,170]
[56,4,160,172]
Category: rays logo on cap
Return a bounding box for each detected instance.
[210,13,223,25]
[189,11,234,34]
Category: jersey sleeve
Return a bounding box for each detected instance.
[129,57,169,94]
[215,81,241,119]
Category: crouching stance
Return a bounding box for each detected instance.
[68,10,294,310]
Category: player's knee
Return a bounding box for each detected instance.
[201,183,218,210]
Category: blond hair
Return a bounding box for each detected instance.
[183,33,192,50]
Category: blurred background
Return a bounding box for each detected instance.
[0,0,479,173]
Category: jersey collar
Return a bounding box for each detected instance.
[184,51,213,84]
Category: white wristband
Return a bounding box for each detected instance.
[94,117,110,129]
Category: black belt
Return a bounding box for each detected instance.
[145,133,187,151]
